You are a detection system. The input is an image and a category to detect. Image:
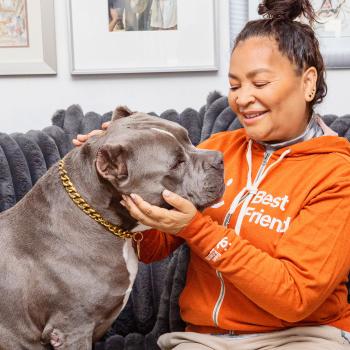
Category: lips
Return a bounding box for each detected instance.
[242,111,268,119]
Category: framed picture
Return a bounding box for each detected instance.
[229,0,350,69]
[0,0,56,75]
[67,0,218,74]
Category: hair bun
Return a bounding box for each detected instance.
[258,0,316,23]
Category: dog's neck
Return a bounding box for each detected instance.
[61,148,138,232]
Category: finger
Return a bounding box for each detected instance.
[128,194,166,220]
[76,134,89,142]
[77,130,104,142]
[102,121,111,130]
[162,190,196,214]
[72,139,82,146]
[88,129,104,137]
[122,196,157,226]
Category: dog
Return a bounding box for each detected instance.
[0,107,224,349]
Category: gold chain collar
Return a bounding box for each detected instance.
[58,159,139,240]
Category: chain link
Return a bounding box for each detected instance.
[58,159,134,239]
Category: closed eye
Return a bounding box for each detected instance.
[170,159,185,170]
[230,85,240,91]
[254,82,269,88]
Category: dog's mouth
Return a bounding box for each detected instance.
[195,182,226,212]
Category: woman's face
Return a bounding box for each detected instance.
[228,36,315,143]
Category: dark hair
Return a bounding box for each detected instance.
[233,0,327,113]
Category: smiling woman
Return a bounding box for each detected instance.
[228,36,316,142]
[228,0,327,143]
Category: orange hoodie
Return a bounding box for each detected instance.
[139,128,350,334]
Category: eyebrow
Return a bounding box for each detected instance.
[228,68,273,80]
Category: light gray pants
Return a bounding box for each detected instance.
[158,326,350,350]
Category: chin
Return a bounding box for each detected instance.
[246,132,268,142]
[244,128,275,143]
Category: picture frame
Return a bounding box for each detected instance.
[67,0,218,74]
[229,0,350,69]
[0,0,57,75]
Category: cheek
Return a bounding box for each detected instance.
[228,90,238,113]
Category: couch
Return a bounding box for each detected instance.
[1,91,350,349]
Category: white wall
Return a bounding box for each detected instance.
[1,0,349,134]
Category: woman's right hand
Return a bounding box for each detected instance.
[72,121,111,146]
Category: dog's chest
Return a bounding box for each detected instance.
[121,239,138,309]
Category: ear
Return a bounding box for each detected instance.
[303,66,318,102]
[95,144,128,183]
[112,106,134,121]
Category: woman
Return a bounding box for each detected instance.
[108,0,125,31]
[75,0,350,348]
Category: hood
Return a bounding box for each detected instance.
[250,133,350,159]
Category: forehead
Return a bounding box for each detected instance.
[230,36,296,76]
[111,113,190,146]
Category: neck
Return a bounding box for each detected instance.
[257,114,323,151]
[62,148,137,232]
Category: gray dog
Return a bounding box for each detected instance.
[0,107,224,349]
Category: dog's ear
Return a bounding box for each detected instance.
[95,144,128,183]
[112,106,134,121]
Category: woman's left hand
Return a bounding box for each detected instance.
[121,190,197,235]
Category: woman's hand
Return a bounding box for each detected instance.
[72,121,111,146]
[121,190,197,235]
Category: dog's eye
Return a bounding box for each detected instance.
[170,159,185,170]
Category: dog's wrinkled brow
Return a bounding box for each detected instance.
[150,128,176,139]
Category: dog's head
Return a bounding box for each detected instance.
[93,107,225,211]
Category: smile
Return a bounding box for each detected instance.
[242,111,268,119]
[241,111,268,124]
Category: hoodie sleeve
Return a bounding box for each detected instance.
[176,179,350,322]
[137,229,185,264]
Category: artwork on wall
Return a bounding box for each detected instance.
[313,0,350,38]
[0,0,29,48]
[108,0,178,32]
[0,0,56,75]
[229,0,350,68]
[67,0,218,74]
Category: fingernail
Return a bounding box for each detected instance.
[122,194,126,200]
[120,200,126,207]
[163,190,171,197]
[130,193,137,200]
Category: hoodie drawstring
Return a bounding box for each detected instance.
[223,140,291,235]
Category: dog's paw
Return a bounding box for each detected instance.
[50,329,64,348]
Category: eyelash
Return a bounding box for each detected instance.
[254,82,269,88]
[229,82,269,91]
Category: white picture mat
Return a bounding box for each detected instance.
[0,0,56,75]
[68,0,218,74]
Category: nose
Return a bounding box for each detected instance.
[231,87,255,107]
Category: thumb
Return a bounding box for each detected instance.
[162,190,196,214]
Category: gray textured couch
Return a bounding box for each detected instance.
[1,91,350,350]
